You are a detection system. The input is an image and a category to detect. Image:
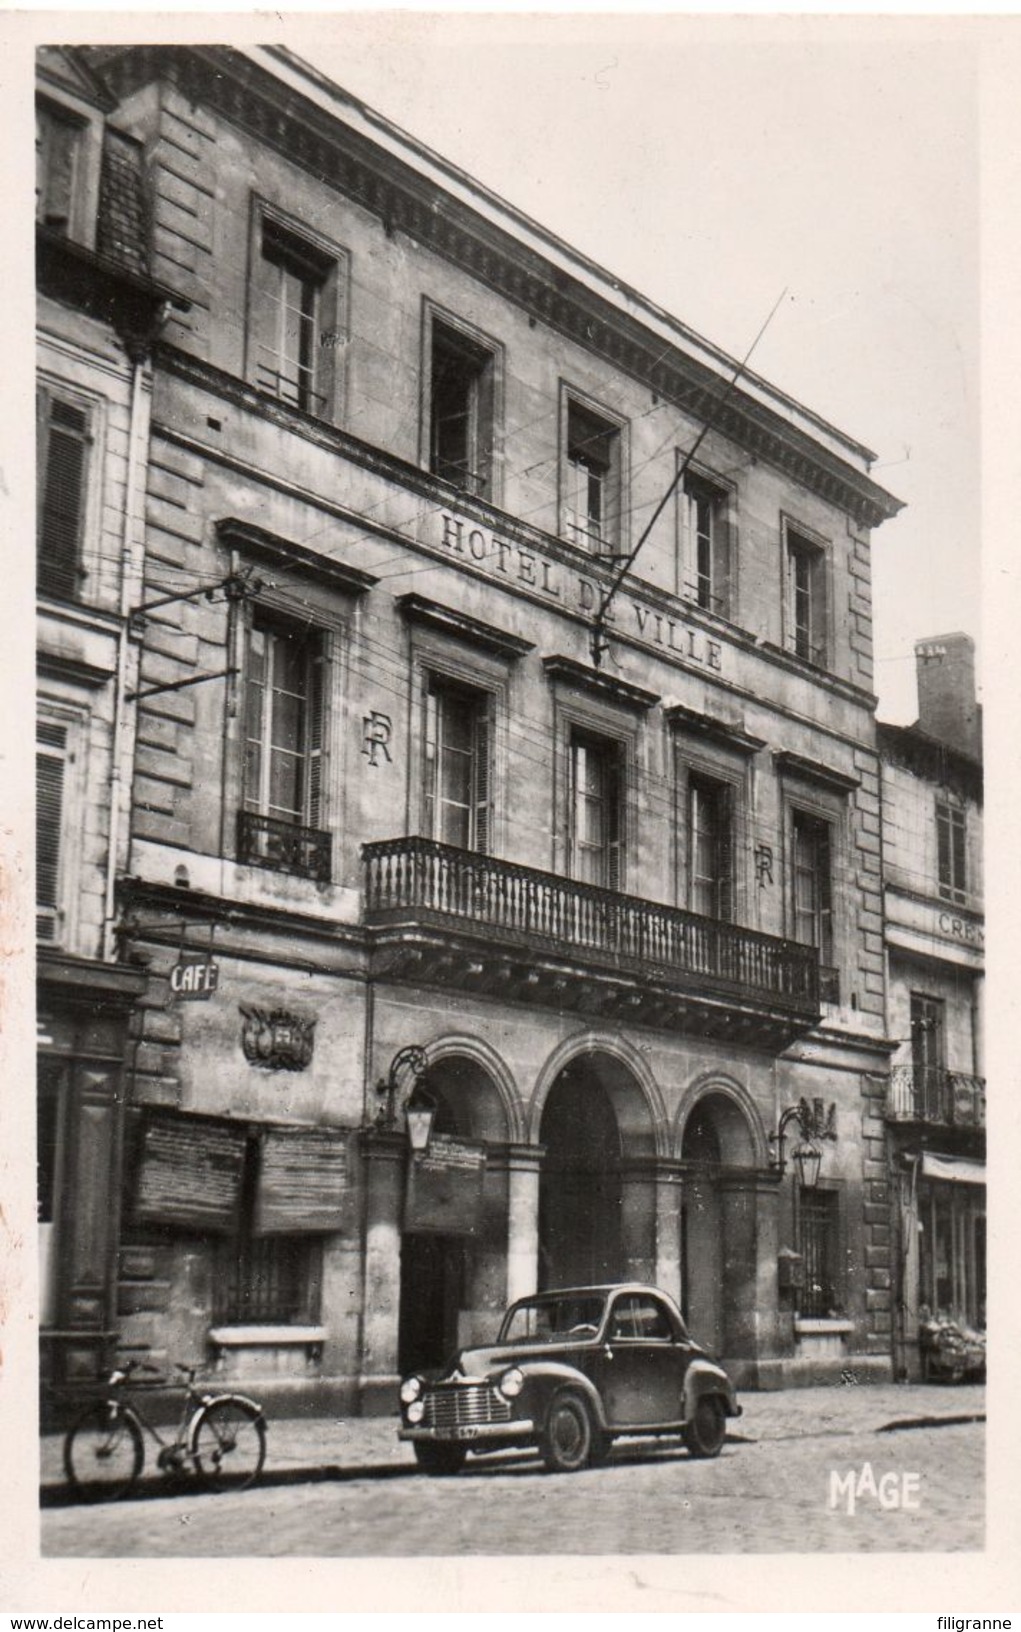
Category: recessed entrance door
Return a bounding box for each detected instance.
[539,1069,622,1290]
[397,1232,465,1374]
[680,1108,724,1354]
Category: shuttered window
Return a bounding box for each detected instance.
[424,679,492,854]
[37,391,91,601]
[36,721,68,943]
[36,101,80,234]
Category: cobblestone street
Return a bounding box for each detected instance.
[41,1385,984,1558]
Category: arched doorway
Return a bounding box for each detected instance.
[397,1053,509,1374]
[538,1048,656,1291]
[678,1089,758,1357]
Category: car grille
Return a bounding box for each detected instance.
[422,1383,513,1429]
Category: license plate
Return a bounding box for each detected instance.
[451,1425,479,1441]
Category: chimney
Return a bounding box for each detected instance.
[914,632,981,760]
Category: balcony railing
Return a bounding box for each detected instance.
[363,836,820,1018]
[237,810,332,884]
[886,1065,986,1130]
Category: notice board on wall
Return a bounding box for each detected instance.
[404,1135,487,1237]
[132,1110,248,1234]
[253,1126,353,1236]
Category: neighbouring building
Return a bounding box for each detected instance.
[43,43,905,1412]
[35,47,186,1392]
[879,634,985,1380]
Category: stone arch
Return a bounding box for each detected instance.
[528,1030,666,1158]
[672,1072,770,1168]
[421,1033,523,1144]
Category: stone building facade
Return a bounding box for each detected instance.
[35,47,185,1391]
[44,44,904,1410]
[878,635,984,1381]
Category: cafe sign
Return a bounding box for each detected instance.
[169,955,220,1001]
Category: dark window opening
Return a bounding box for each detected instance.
[785,530,826,665]
[36,101,80,234]
[214,1137,321,1325]
[936,799,967,904]
[429,320,495,497]
[252,217,334,414]
[566,400,620,552]
[682,476,729,614]
[799,1187,840,1318]
[424,678,492,853]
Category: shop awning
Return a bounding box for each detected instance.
[921,1151,986,1186]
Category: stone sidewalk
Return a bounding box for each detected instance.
[40,1379,984,1499]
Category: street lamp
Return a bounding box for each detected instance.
[770,1097,836,1188]
[375,1045,437,1151]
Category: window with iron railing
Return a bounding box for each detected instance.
[564,397,622,555]
[791,809,833,968]
[688,773,733,922]
[569,730,624,891]
[249,209,343,419]
[799,1187,841,1318]
[238,613,331,881]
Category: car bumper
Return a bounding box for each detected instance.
[399,1419,534,1447]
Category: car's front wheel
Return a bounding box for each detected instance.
[540,1390,593,1473]
[413,1441,467,1476]
[683,1395,727,1459]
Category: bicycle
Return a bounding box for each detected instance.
[63,1359,267,1502]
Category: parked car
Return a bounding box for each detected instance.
[398,1282,741,1475]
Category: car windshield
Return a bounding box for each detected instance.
[500,1294,607,1344]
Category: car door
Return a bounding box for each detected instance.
[589,1293,692,1428]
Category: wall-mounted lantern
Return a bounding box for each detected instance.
[770,1096,837,1188]
[375,1045,437,1152]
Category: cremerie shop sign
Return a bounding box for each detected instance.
[436,512,725,672]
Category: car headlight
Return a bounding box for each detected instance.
[406,1399,425,1424]
[400,1375,423,1404]
[497,1366,524,1400]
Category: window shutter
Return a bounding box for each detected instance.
[718,783,734,922]
[305,639,326,827]
[36,726,67,941]
[817,821,833,961]
[678,483,694,598]
[951,808,966,896]
[606,749,623,893]
[472,698,492,856]
[38,395,89,600]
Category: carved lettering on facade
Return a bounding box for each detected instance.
[436,512,727,673]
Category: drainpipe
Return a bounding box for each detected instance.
[102,346,148,962]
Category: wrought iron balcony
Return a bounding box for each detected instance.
[886,1065,986,1130]
[237,810,332,884]
[363,836,821,1047]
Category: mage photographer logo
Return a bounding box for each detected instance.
[828,1462,922,1515]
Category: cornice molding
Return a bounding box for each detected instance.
[96,45,901,529]
[542,655,660,712]
[664,703,765,755]
[396,594,534,659]
[216,516,378,597]
[773,749,860,795]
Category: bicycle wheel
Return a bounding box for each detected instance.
[191,1397,266,1492]
[64,1401,144,1502]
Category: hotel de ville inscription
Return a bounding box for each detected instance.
[436,511,725,672]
